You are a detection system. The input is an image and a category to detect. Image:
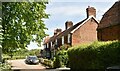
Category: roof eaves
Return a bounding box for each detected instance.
[71,15,99,33]
[44,32,61,44]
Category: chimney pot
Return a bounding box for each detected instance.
[54,28,62,35]
[65,21,73,29]
[86,6,96,18]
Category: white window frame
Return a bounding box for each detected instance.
[47,43,49,48]
[62,36,64,45]
[51,42,52,47]
[55,39,57,45]
[68,34,71,43]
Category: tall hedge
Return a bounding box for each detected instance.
[68,41,120,70]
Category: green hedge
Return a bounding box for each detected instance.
[3,56,25,61]
[68,41,120,70]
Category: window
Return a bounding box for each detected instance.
[51,42,52,47]
[47,43,49,48]
[62,36,64,45]
[55,39,57,45]
[44,45,46,48]
[68,34,71,43]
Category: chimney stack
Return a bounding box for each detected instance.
[65,21,73,29]
[54,28,62,35]
[86,6,96,18]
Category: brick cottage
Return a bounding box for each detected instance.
[43,6,99,58]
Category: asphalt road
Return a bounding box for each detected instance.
[7,59,46,71]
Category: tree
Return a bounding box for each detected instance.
[2,2,49,55]
[0,1,2,62]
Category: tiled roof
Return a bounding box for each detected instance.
[43,19,86,44]
[44,16,99,44]
[57,18,87,38]
[57,16,99,39]
[43,36,50,44]
[44,33,60,44]
[98,1,120,29]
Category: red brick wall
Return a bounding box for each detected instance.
[72,18,98,46]
[98,25,120,41]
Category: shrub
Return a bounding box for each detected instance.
[39,58,53,68]
[53,44,70,68]
[3,56,25,60]
[53,57,62,68]
[0,62,11,71]
[68,41,120,70]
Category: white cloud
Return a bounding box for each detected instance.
[27,41,44,50]
[46,6,85,16]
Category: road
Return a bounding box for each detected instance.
[7,59,70,71]
[7,59,46,71]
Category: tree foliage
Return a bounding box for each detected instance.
[2,2,49,54]
[0,1,2,62]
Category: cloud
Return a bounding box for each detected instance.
[46,6,85,17]
[27,42,44,50]
[45,26,65,36]
[45,1,117,36]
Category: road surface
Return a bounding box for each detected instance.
[7,59,46,71]
[7,59,70,71]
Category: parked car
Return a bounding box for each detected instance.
[105,66,120,71]
[25,56,39,64]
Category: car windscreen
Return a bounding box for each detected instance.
[28,56,38,60]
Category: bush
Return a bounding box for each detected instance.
[53,51,68,68]
[68,41,120,70]
[3,56,25,60]
[11,56,25,59]
[39,58,53,68]
[53,44,70,68]
[53,57,62,68]
[0,62,11,71]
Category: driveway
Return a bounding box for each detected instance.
[7,59,70,71]
[7,59,46,71]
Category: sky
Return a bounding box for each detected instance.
[27,0,118,50]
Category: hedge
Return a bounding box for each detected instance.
[68,41,120,70]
